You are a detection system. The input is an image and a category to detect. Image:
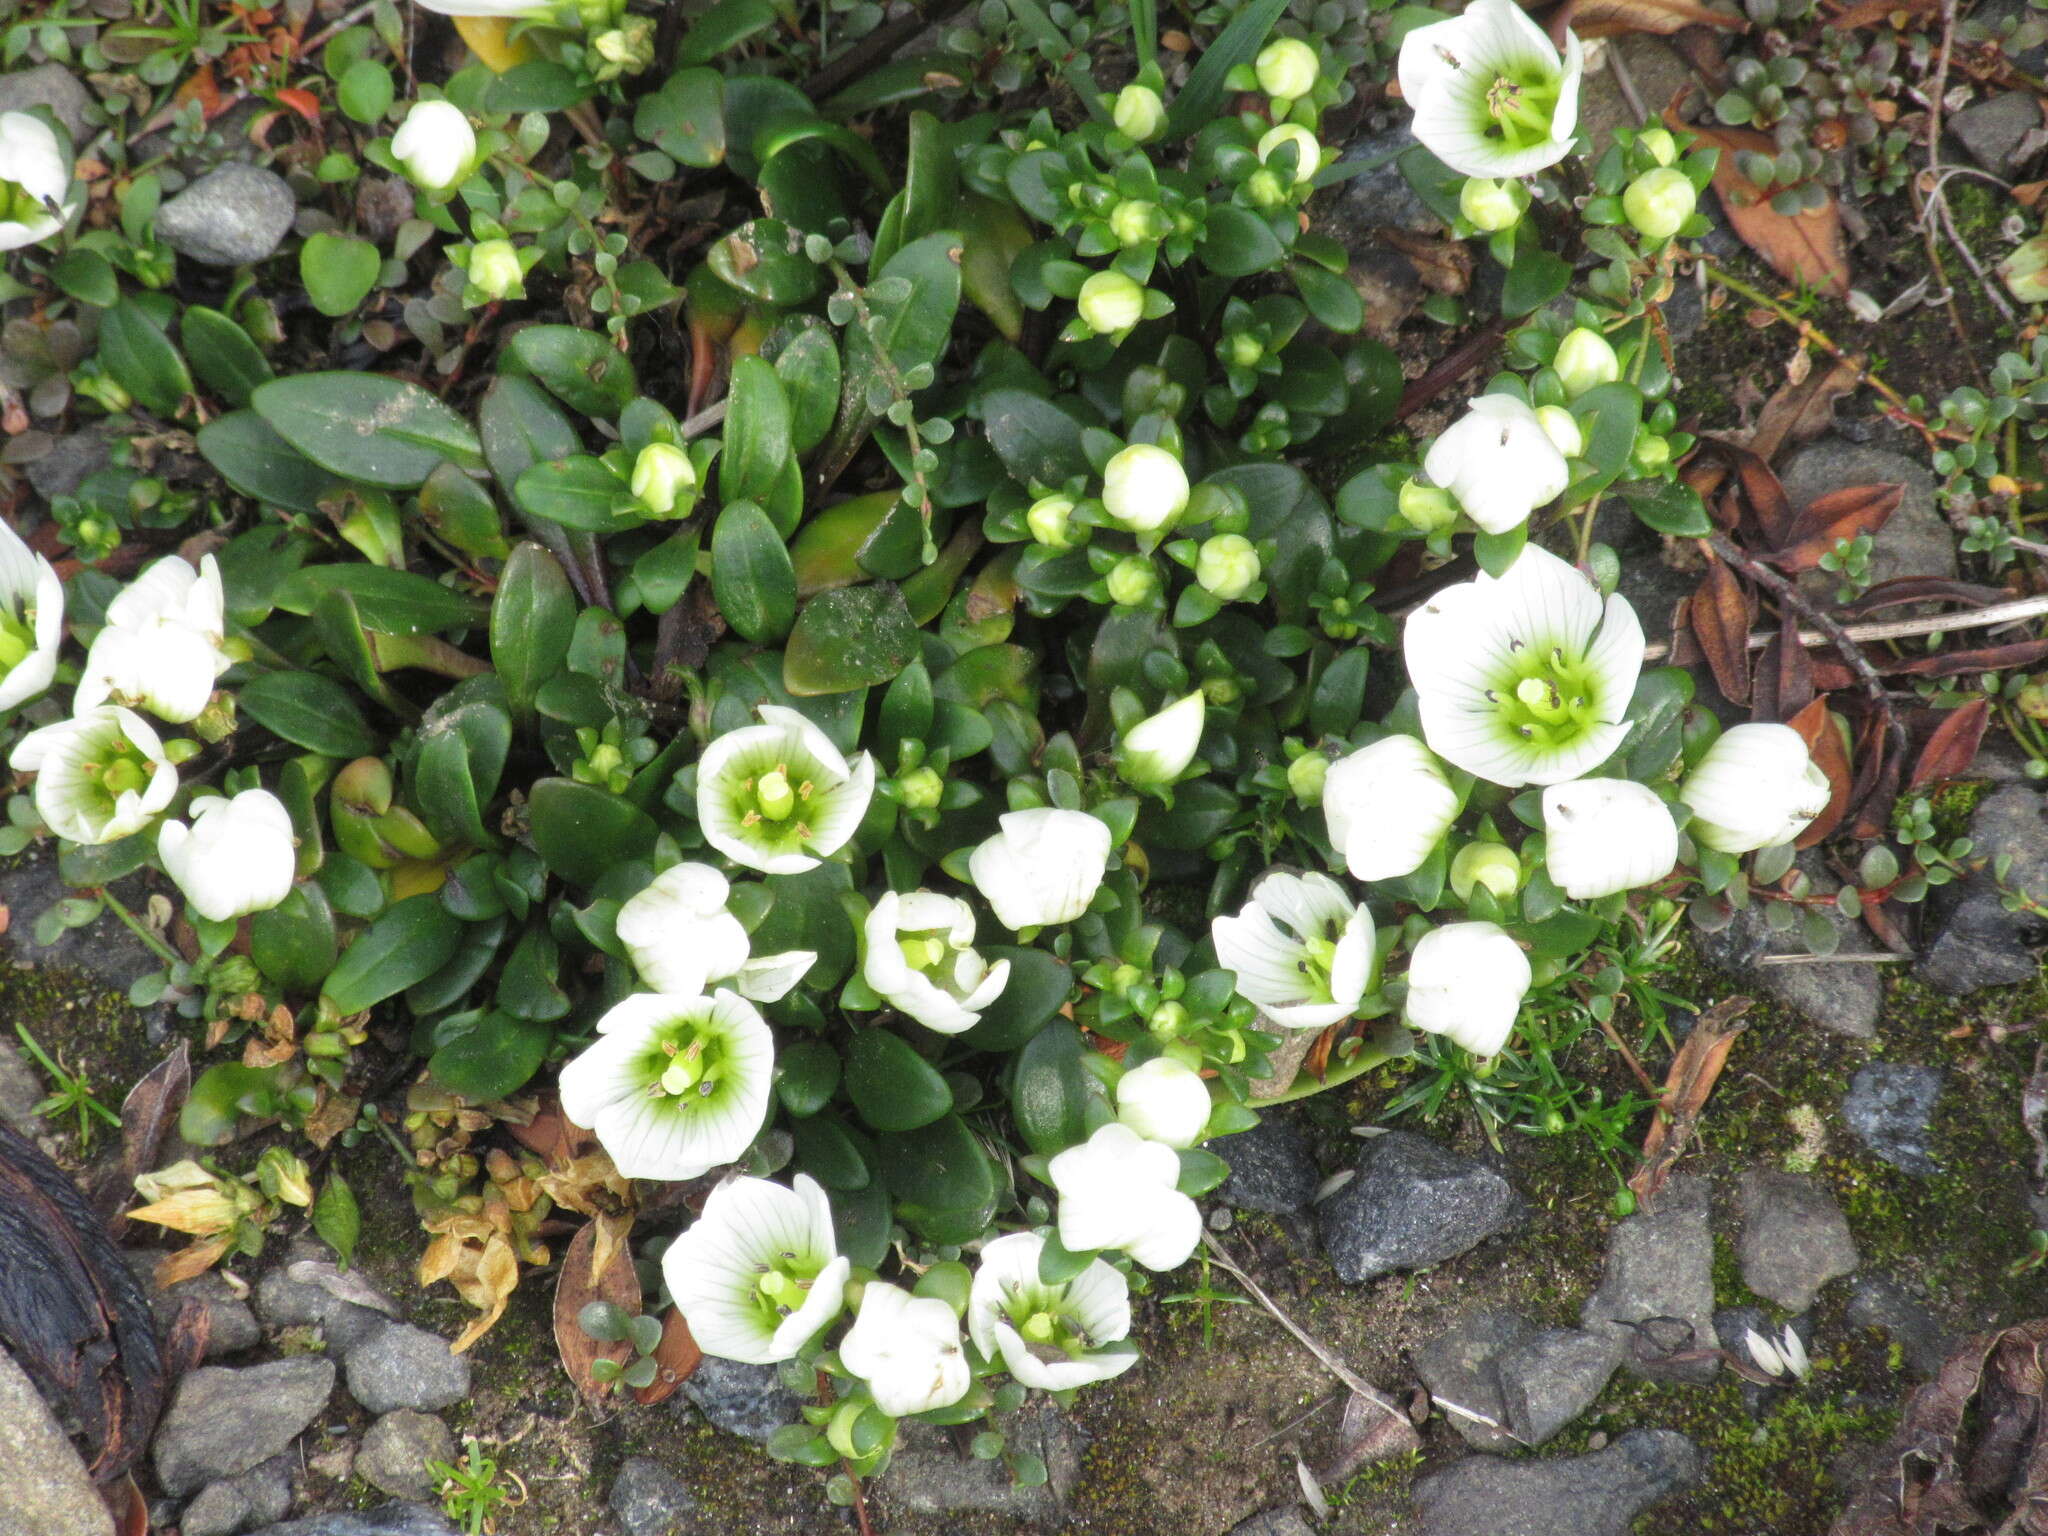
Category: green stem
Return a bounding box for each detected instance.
[99,887,183,967]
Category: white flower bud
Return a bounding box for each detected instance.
[1048,1123,1201,1270]
[1450,841,1521,901]
[1101,444,1189,533]
[968,808,1111,930]
[1195,533,1260,600]
[1553,327,1621,398]
[158,789,296,922]
[1286,750,1328,806]
[1534,404,1584,458]
[390,100,476,192]
[1622,165,1698,241]
[1027,493,1078,549]
[1256,123,1322,186]
[1422,394,1568,534]
[1323,735,1459,880]
[1254,37,1321,99]
[839,1283,970,1417]
[1459,176,1524,231]
[1106,556,1158,607]
[1117,691,1205,787]
[1403,920,1531,1056]
[1541,778,1678,899]
[468,238,525,300]
[1115,1056,1211,1148]
[1679,723,1831,854]
[1113,83,1167,142]
[1638,127,1678,166]
[629,442,697,516]
[1110,198,1159,247]
[1078,270,1146,334]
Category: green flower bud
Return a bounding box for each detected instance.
[1026,493,1078,549]
[2003,234,2048,304]
[468,238,525,301]
[1223,332,1264,369]
[1398,476,1457,533]
[1106,554,1158,607]
[1638,128,1678,166]
[592,16,655,74]
[1110,198,1160,247]
[1244,167,1286,209]
[1256,123,1321,186]
[1633,431,1672,473]
[1287,749,1328,806]
[1450,841,1522,901]
[898,765,944,809]
[1534,404,1583,458]
[1147,1000,1190,1039]
[1254,37,1320,99]
[1195,533,1261,601]
[630,442,697,516]
[1553,327,1621,399]
[1078,269,1146,334]
[1459,176,1525,232]
[1113,83,1167,142]
[1621,165,1697,242]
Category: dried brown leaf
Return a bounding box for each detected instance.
[1630,996,1753,1205]
[1839,577,2012,615]
[1559,0,1747,35]
[1730,444,1798,547]
[1788,696,1854,847]
[1772,483,1904,572]
[1751,621,1815,723]
[1689,556,1754,705]
[1321,1388,1426,1482]
[1909,699,1992,791]
[1379,228,1473,295]
[1671,116,1851,295]
[553,1219,641,1403]
[1748,351,1863,463]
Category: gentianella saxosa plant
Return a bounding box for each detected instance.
[0,0,1829,1494]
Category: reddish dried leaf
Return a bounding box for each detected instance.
[1751,622,1815,723]
[105,1475,147,1536]
[1772,483,1904,572]
[1824,0,1938,27]
[509,1096,599,1166]
[1379,228,1474,295]
[1560,0,1748,36]
[274,87,321,124]
[1880,638,2048,680]
[1840,577,2012,615]
[1733,445,1798,547]
[1788,696,1853,847]
[1909,698,1992,791]
[1847,708,1903,842]
[629,1308,703,1405]
[1631,997,1753,1205]
[1672,117,1851,295]
[1748,351,1863,464]
[1689,556,1754,705]
[1860,895,1912,955]
[552,1220,641,1404]
[102,1042,190,1222]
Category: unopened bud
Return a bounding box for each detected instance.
[1459,176,1525,232]
[1078,269,1146,334]
[1195,533,1260,600]
[1398,477,1457,533]
[1553,327,1621,399]
[1113,83,1167,142]
[1450,842,1522,901]
[1254,37,1320,100]
[1106,554,1158,607]
[1622,165,1697,242]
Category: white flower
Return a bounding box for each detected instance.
[412,0,545,15]
[1100,444,1189,533]
[968,808,1111,931]
[614,862,813,1002]
[1323,735,1459,881]
[1397,0,1586,179]
[696,704,876,875]
[390,100,476,191]
[1211,870,1374,1030]
[1404,543,1644,788]
[0,515,63,711]
[157,789,295,922]
[1744,1323,1811,1381]
[1047,1123,1201,1271]
[10,706,177,844]
[1541,778,1677,899]
[1117,692,1205,787]
[838,1282,970,1417]
[74,554,232,723]
[1422,394,1570,535]
[0,112,74,252]
[967,1232,1137,1390]
[1679,723,1831,854]
[662,1174,850,1365]
[1403,920,1531,1056]
[862,890,1011,1035]
[559,990,774,1181]
[1115,1057,1211,1149]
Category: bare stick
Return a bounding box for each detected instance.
[1605,39,1649,123]
[1643,592,2048,661]
[1754,952,1913,965]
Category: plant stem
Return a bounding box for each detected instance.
[98,887,183,967]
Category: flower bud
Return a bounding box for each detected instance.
[1244,167,1285,208]
[1459,176,1525,232]
[1255,37,1320,99]
[1110,199,1160,247]
[1256,123,1321,186]
[1534,404,1583,458]
[1078,269,1146,334]
[1106,555,1158,607]
[2003,234,2048,304]
[256,1146,314,1208]
[1287,749,1328,806]
[1622,165,1697,242]
[1553,327,1620,398]
[630,442,697,516]
[1398,476,1457,533]
[1195,533,1260,600]
[1115,1055,1211,1148]
[1450,841,1521,901]
[468,238,525,301]
[1118,691,1206,786]
[1542,778,1677,899]
[1633,432,1671,473]
[1403,920,1531,1057]
[1637,127,1678,166]
[592,17,655,75]
[1679,722,1831,853]
[390,100,476,192]
[1101,443,1189,532]
[1026,493,1078,549]
[1114,83,1167,142]
[898,765,944,810]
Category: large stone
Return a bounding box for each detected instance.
[1949,91,2046,176]
[1413,1309,1533,1452]
[1494,1329,1626,1448]
[0,1345,115,1536]
[1577,37,1701,151]
[883,1398,1082,1521]
[1842,1064,1943,1176]
[152,1357,336,1496]
[608,1457,702,1536]
[244,1508,456,1536]
[344,1323,470,1414]
[1410,1429,1701,1536]
[0,1034,47,1140]
[1326,125,1435,235]
[1215,1113,1318,1215]
[0,64,96,142]
[1580,1174,1719,1381]
[1318,1131,1524,1284]
[156,165,296,266]
[1738,1170,1858,1311]
[676,1357,802,1443]
[356,1412,456,1502]
[1916,787,2048,995]
[1776,440,1953,605]
[0,858,162,998]
[181,1456,292,1536]
[131,1261,262,1361]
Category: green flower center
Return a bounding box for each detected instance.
[0,177,45,227]
[1007,1291,1094,1359]
[82,733,154,805]
[0,606,35,673]
[1484,70,1560,152]
[1488,643,1605,750]
[752,1251,826,1319]
[897,929,955,978]
[642,1020,728,1104]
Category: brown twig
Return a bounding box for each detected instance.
[1643,592,2048,659]
[800,0,978,102]
[1393,316,1511,424]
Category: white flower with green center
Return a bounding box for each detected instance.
[158,789,296,922]
[558,990,774,1181]
[1397,0,1585,179]
[0,112,74,252]
[614,862,814,1002]
[966,1231,1138,1390]
[1541,778,1677,899]
[1422,394,1571,535]
[1211,871,1374,1030]
[696,705,875,875]
[1047,1122,1201,1272]
[10,705,177,844]
[662,1173,851,1365]
[967,808,1112,931]
[74,554,232,724]
[1403,920,1531,1056]
[862,890,1011,1036]
[837,1282,971,1417]
[0,515,62,712]
[1679,723,1831,854]
[1323,735,1460,881]
[1404,544,1643,788]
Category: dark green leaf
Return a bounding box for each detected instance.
[514,456,638,532]
[322,894,464,1014]
[249,882,339,993]
[846,1028,953,1132]
[99,299,192,416]
[181,306,274,408]
[428,1011,553,1099]
[238,670,380,756]
[491,542,577,717]
[783,583,918,695]
[634,66,727,165]
[508,325,638,419]
[1009,1021,1093,1155]
[300,232,381,318]
[198,412,348,515]
[274,564,489,635]
[959,947,1072,1051]
[255,373,483,487]
[527,777,660,886]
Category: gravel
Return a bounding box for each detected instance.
[243,1507,457,1536]
[356,1412,457,1502]
[883,1397,1082,1521]
[254,1253,398,1354]
[0,63,97,141]
[1318,1131,1524,1284]
[1226,1510,1316,1536]
[153,1357,334,1496]
[0,1344,115,1536]
[1948,91,2046,175]
[1847,1273,1951,1377]
[156,165,297,266]
[344,1323,471,1414]
[1494,1329,1627,1448]
[1842,1064,1944,1176]
[1916,787,2048,996]
[1738,1170,1859,1312]
[132,1262,262,1361]
[181,1456,293,1536]
[1580,1174,1720,1382]
[1411,1428,1701,1536]
[609,1457,702,1536]
[1215,1113,1318,1215]
[676,1357,805,1443]
[1413,1309,1533,1452]
[1777,439,1955,601]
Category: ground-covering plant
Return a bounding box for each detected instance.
[0,0,1903,1497]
